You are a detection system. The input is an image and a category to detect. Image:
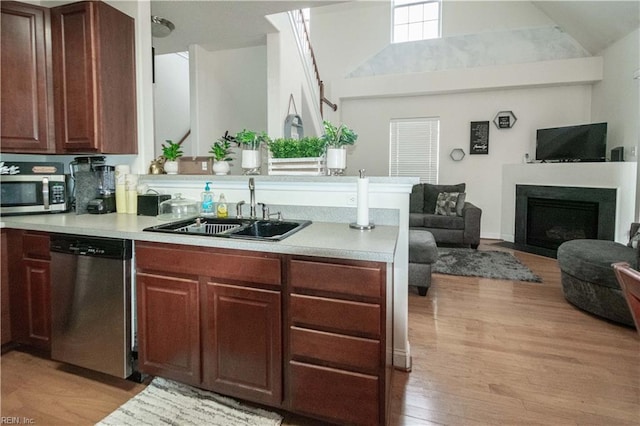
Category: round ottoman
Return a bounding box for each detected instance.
[557,239,637,326]
[409,229,439,296]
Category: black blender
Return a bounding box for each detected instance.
[88,165,116,214]
[70,156,105,214]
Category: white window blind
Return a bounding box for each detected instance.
[389,117,439,183]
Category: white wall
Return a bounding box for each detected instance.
[312,1,604,239]
[154,53,190,157]
[190,44,267,174]
[266,13,322,139]
[590,28,640,219]
[342,85,593,239]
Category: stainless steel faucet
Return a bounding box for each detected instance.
[249,178,256,219]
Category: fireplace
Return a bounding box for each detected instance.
[515,185,616,257]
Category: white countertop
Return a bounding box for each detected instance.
[0,213,398,262]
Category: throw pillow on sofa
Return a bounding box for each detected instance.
[435,192,465,216]
[424,183,466,213]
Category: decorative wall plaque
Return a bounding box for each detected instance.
[470,121,489,155]
[493,111,517,129]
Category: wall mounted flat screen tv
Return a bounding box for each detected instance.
[535,122,607,162]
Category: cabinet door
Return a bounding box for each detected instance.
[202,282,282,406]
[51,1,96,152]
[137,272,201,386]
[51,1,136,154]
[1,1,54,153]
[20,259,51,350]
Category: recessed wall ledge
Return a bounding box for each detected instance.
[337,57,603,99]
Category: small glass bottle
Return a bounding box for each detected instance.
[216,193,228,218]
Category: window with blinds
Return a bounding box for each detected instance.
[389,117,439,183]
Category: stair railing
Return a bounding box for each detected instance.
[289,9,337,118]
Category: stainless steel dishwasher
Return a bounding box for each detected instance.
[50,234,133,378]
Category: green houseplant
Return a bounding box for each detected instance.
[209,138,234,175]
[209,137,232,175]
[268,137,326,159]
[322,121,358,175]
[235,129,270,174]
[161,140,183,174]
[267,137,327,175]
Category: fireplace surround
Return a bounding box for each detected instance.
[515,185,616,257]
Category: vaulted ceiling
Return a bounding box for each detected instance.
[150,1,640,56]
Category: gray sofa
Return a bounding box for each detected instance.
[410,183,482,249]
[557,223,640,326]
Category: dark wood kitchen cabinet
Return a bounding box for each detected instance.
[0,2,55,153]
[287,256,389,425]
[51,1,137,154]
[10,231,52,351]
[202,282,282,406]
[135,242,283,402]
[136,272,201,386]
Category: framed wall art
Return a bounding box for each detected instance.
[470,121,489,155]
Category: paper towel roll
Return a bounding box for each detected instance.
[356,176,369,226]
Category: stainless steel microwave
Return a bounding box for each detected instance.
[0,161,69,215]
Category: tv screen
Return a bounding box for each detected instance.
[535,122,607,162]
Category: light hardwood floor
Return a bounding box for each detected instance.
[2,241,639,425]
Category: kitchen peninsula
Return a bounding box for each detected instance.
[1,175,416,425]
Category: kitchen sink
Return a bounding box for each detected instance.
[143,217,312,241]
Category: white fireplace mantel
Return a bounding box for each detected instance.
[501,162,637,244]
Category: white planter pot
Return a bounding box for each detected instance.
[212,160,231,175]
[164,160,179,175]
[326,148,346,175]
[241,150,261,175]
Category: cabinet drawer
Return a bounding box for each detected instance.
[290,259,383,299]
[290,326,380,373]
[289,361,379,425]
[136,243,281,285]
[290,294,380,337]
[23,232,50,259]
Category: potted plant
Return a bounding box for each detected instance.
[209,138,234,175]
[267,137,327,175]
[161,140,183,174]
[322,120,358,175]
[235,129,270,175]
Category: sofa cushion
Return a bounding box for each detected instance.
[423,214,465,230]
[409,213,425,227]
[410,185,424,214]
[424,183,465,213]
[455,193,466,216]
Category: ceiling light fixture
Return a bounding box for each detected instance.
[151,15,175,38]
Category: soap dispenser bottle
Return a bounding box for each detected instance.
[201,182,214,215]
[217,193,228,218]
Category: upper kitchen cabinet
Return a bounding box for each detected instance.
[51,1,137,154]
[1,2,55,153]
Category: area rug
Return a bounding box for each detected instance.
[433,248,542,282]
[97,377,283,426]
